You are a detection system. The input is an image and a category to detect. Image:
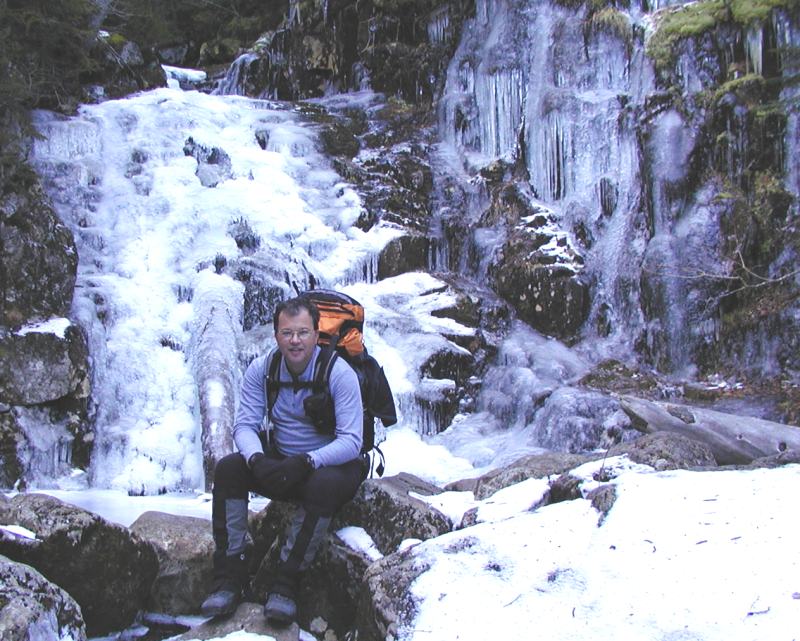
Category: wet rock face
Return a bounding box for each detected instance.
[0,170,93,491]
[217,0,470,104]
[0,324,89,406]
[0,321,92,489]
[0,179,77,328]
[484,185,589,341]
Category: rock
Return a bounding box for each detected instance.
[620,395,800,464]
[377,234,430,279]
[586,484,617,522]
[295,533,376,635]
[0,180,77,327]
[0,322,89,406]
[0,410,23,489]
[0,494,158,636]
[355,548,426,641]
[183,137,234,188]
[129,512,215,615]
[448,429,720,502]
[174,602,299,641]
[317,121,361,158]
[0,554,86,641]
[447,452,594,500]
[616,431,717,471]
[335,473,452,555]
[414,377,459,436]
[0,318,91,489]
[579,359,666,398]
[492,260,589,340]
[483,187,589,340]
[86,32,166,100]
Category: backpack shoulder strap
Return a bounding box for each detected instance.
[313,335,340,393]
[265,349,283,416]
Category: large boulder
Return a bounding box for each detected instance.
[378,234,430,279]
[0,494,158,636]
[129,512,215,615]
[618,430,718,470]
[336,473,452,555]
[489,209,589,340]
[0,554,86,641]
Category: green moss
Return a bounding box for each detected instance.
[729,0,793,24]
[590,7,632,45]
[646,1,726,71]
[105,33,128,49]
[647,0,798,72]
[712,73,766,105]
[751,171,794,228]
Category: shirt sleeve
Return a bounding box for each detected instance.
[232,354,268,462]
[310,356,363,468]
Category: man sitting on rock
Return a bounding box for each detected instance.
[200,295,365,626]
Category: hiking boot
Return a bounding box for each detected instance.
[200,586,241,617]
[264,592,297,626]
[201,552,248,617]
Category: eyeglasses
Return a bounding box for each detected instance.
[278,328,314,340]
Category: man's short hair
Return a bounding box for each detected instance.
[273,295,320,333]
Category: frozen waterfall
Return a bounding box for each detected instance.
[30,89,399,493]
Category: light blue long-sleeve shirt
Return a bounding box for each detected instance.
[232,345,363,469]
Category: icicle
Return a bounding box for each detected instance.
[213,53,258,96]
[745,25,763,76]
[338,251,381,286]
[427,6,450,45]
[397,380,457,436]
[544,113,567,201]
[474,68,523,158]
[476,0,490,25]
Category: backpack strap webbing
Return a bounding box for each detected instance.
[312,334,340,394]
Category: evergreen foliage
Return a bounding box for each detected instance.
[0,0,97,185]
[102,0,277,58]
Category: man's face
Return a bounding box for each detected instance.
[276,308,318,375]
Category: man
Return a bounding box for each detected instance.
[200,295,365,625]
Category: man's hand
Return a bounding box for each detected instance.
[271,454,313,494]
[249,453,312,495]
